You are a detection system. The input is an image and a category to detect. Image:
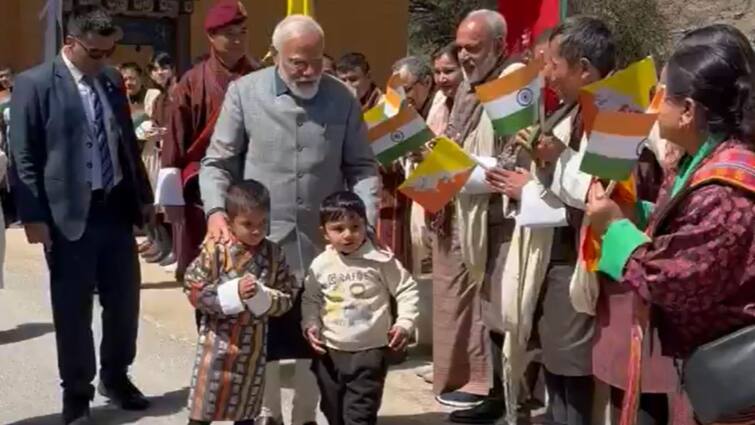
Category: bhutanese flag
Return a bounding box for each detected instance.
[368,105,433,165]
[580,57,658,135]
[475,59,542,136]
[581,177,638,272]
[364,102,388,129]
[363,74,406,129]
[400,137,476,213]
[580,111,658,180]
[581,84,661,272]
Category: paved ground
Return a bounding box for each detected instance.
[0,229,448,425]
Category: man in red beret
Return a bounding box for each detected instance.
[155,0,258,284]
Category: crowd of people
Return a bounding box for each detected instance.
[2,1,755,425]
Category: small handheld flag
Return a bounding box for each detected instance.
[580,57,658,135]
[579,111,658,180]
[400,137,477,213]
[368,106,434,165]
[475,59,543,136]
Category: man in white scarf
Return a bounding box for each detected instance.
[485,16,619,425]
[436,9,531,425]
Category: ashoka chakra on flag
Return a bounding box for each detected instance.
[475,59,543,136]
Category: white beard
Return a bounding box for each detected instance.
[279,69,321,100]
[463,53,499,84]
[289,80,320,100]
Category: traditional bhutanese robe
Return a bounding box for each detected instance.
[600,139,755,357]
[592,148,681,395]
[184,238,295,421]
[599,139,755,423]
[156,54,256,276]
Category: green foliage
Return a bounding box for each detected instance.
[408,0,671,67]
[408,0,498,56]
[568,0,670,67]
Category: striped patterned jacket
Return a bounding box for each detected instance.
[184,238,295,421]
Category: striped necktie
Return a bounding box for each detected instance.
[84,76,114,191]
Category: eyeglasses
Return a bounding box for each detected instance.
[72,37,115,60]
[402,80,421,93]
[285,57,323,73]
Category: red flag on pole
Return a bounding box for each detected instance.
[498,0,564,54]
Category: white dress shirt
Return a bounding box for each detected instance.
[61,50,122,190]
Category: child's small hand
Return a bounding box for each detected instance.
[388,325,410,351]
[305,326,327,355]
[238,275,257,300]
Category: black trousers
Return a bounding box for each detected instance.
[312,347,388,425]
[609,387,669,425]
[543,370,594,425]
[46,192,140,402]
[490,331,505,398]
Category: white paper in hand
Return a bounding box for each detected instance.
[245,283,273,316]
[516,181,568,228]
[459,155,498,194]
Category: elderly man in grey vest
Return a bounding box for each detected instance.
[199,14,379,425]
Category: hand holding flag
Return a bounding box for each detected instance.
[400,137,477,213]
[585,181,625,237]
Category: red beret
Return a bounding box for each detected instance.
[204,0,248,33]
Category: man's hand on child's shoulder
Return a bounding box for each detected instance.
[305,326,327,355]
[388,325,410,351]
[238,274,258,300]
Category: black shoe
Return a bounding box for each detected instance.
[449,399,505,424]
[62,398,90,424]
[436,391,486,408]
[97,378,150,410]
[255,417,284,425]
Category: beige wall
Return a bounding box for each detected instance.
[0,0,46,73]
[0,0,409,86]
[191,0,409,85]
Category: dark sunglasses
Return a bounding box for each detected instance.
[72,37,116,60]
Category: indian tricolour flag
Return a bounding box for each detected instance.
[475,59,542,136]
[580,111,658,180]
[368,105,434,165]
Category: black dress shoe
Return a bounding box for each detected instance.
[63,398,90,424]
[449,399,505,424]
[255,417,284,425]
[98,379,150,411]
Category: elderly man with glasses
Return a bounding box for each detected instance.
[199,14,379,425]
